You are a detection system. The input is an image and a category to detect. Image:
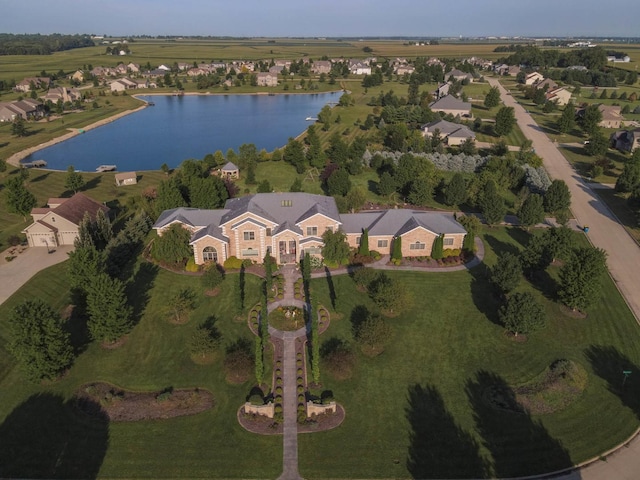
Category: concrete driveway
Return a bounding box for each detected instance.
[488,77,640,480]
[0,245,72,305]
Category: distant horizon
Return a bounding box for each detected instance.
[3,0,639,39]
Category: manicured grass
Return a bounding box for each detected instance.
[298,227,640,478]
[1,227,640,477]
[0,261,282,478]
[593,188,640,245]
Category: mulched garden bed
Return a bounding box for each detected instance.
[74,382,214,422]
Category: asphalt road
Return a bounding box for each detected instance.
[488,78,640,480]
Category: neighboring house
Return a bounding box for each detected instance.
[312,60,332,74]
[0,99,43,122]
[599,105,623,129]
[176,62,191,71]
[507,65,521,76]
[421,119,475,146]
[274,59,292,67]
[524,72,544,85]
[433,82,450,99]
[15,77,51,92]
[115,172,137,186]
[545,87,572,106]
[534,78,558,91]
[610,129,640,152]
[395,65,415,75]
[110,77,138,92]
[256,72,278,87]
[429,95,472,118]
[128,62,141,73]
[269,65,285,75]
[608,55,631,63]
[71,70,85,83]
[152,193,467,266]
[41,87,82,104]
[349,62,371,75]
[426,57,445,68]
[22,193,109,248]
[445,69,473,83]
[115,63,128,75]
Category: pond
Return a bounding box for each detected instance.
[25,92,339,172]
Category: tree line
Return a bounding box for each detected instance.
[0,33,95,55]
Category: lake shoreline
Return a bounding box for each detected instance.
[10,91,337,171]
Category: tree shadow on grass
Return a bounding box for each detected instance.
[468,263,502,327]
[83,175,102,191]
[0,393,109,479]
[64,301,92,355]
[406,383,488,479]
[30,171,51,183]
[349,304,370,336]
[465,370,576,478]
[126,261,159,325]
[483,234,521,257]
[505,227,532,249]
[585,345,640,418]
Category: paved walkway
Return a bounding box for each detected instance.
[272,265,304,480]
[0,245,73,305]
[489,77,640,480]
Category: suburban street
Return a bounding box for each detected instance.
[488,78,640,480]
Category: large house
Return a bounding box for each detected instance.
[0,99,43,122]
[524,72,544,85]
[545,87,572,106]
[445,69,473,83]
[256,72,278,87]
[421,119,475,146]
[610,128,640,153]
[153,193,467,266]
[598,105,623,129]
[429,95,472,118]
[23,193,109,248]
[15,77,51,92]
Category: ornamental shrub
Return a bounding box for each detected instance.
[223,256,243,269]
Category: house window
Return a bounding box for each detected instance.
[243,231,255,241]
[377,240,388,248]
[410,242,426,250]
[305,247,321,255]
[443,237,454,246]
[51,216,55,222]
[306,226,318,236]
[281,200,292,207]
[242,248,259,257]
[266,228,272,236]
[202,246,218,262]
[356,236,361,245]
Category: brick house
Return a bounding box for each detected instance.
[153,193,466,266]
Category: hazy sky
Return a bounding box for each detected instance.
[3,0,639,38]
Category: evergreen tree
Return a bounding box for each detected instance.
[559,247,607,312]
[518,193,545,228]
[378,171,397,197]
[391,236,402,261]
[615,150,640,193]
[557,101,576,134]
[490,252,522,295]
[483,86,501,108]
[64,165,85,193]
[94,209,112,250]
[5,176,37,221]
[431,234,444,260]
[7,299,74,381]
[86,273,133,343]
[256,179,272,193]
[155,178,186,216]
[289,178,303,192]
[444,173,467,206]
[283,138,306,173]
[321,229,350,265]
[480,180,506,226]
[152,223,192,267]
[359,228,370,256]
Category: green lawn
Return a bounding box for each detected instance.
[1,227,639,477]
[298,227,640,478]
[592,188,640,245]
[0,261,282,478]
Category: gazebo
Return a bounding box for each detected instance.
[220,162,239,179]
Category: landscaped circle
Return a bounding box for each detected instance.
[269,305,305,331]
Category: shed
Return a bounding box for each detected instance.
[115,171,137,186]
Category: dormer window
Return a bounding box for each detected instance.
[281,200,292,207]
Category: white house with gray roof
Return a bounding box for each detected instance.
[421,119,475,146]
[429,95,472,118]
[153,193,467,265]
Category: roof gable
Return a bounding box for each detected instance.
[51,193,109,226]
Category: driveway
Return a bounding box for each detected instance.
[0,245,72,305]
[488,78,640,480]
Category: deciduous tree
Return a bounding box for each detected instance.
[490,252,522,295]
[499,292,546,336]
[544,180,571,213]
[483,86,501,108]
[5,175,37,221]
[559,247,607,312]
[64,165,84,193]
[518,193,545,228]
[494,106,516,136]
[321,229,350,265]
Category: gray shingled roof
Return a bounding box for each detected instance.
[222,193,340,228]
[429,95,471,112]
[222,161,238,171]
[154,207,230,230]
[422,119,475,139]
[341,209,466,236]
